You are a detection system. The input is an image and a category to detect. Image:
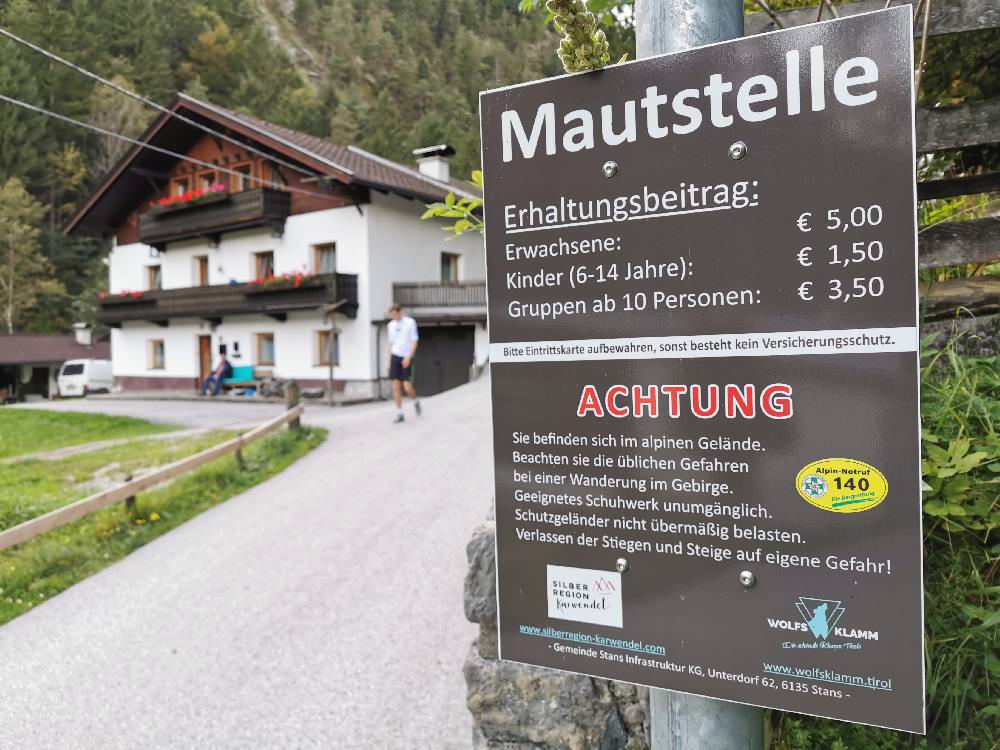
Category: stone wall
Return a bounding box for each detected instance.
[463,523,651,750]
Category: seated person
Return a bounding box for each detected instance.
[201,354,233,396]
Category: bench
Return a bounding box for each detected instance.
[222,365,258,391]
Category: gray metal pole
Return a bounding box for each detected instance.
[633,1,765,749]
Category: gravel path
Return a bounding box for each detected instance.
[0,379,493,749]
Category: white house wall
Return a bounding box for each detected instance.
[110,206,368,290]
[108,206,374,385]
[366,192,486,319]
[106,193,489,396]
[365,192,487,376]
[113,313,369,391]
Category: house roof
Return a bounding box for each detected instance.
[66,93,479,236]
[0,335,110,366]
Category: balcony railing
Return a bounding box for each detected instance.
[392,281,486,307]
[140,188,292,250]
[97,273,359,327]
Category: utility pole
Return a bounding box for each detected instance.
[633,1,765,749]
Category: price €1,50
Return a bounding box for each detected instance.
[797,240,884,268]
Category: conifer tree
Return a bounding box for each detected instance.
[0,178,63,333]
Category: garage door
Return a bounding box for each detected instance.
[414,325,475,397]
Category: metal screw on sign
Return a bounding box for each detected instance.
[602,160,618,178]
[616,557,630,574]
[739,570,756,588]
[728,141,748,161]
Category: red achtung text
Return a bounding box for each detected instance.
[576,384,794,419]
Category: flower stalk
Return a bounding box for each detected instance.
[547,0,611,73]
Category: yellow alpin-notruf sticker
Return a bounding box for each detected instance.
[795,458,888,513]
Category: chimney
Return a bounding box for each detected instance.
[72,322,93,347]
[412,144,455,183]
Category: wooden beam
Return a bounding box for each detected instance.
[922,312,1000,356]
[918,172,1000,201]
[746,0,1000,37]
[919,217,1000,269]
[917,98,1000,153]
[920,276,1000,320]
[129,166,171,180]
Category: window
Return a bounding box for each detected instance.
[441,252,460,282]
[193,255,209,287]
[316,330,339,366]
[266,161,283,186]
[146,264,162,290]
[253,251,275,279]
[172,177,189,196]
[231,163,253,192]
[256,333,275,366]
[148,340,165,370]
[313,243,336,274]
[198,171,217,190]
[61,363,84,376]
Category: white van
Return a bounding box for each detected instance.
[57,359,113,397]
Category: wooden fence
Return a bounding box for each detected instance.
[751,0,1000,324]
[0,402,305,553]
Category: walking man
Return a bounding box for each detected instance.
[387,303,422,423]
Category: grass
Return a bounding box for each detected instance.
[0,425,325,626]
[0,409,173,459]
[772,341,1000,750]
[0,430,239,531]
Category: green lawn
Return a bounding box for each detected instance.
[0,425,325,625]
[0,409,173,459]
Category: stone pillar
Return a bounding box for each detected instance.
[462,523,651,749]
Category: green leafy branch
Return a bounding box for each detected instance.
[420,170,484,238]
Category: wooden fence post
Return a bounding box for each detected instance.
[285,380,301,430]
[123,474,137,519]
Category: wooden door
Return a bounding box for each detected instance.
[198,336,212,384]
[414,326,474,397]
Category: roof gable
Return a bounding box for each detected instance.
[0,335,110,365]
[67,94,478,236]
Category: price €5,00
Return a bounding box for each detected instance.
[796,205,883,233]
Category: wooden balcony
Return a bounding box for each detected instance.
[140,188,292,250]
[97,273,359,327]
[392,281,486,307]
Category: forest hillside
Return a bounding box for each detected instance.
[0,0,568,332]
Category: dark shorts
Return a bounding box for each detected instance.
[389,354,412,381]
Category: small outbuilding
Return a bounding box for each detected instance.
[0,326,110,402]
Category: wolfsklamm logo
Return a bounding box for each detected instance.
[767,596,879,649]
[795,597,845,639]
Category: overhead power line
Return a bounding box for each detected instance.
[0,25,342,181]
[0,93,339,203]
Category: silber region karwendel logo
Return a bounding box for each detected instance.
[546,564,623,628]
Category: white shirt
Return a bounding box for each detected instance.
[388,315,419,358]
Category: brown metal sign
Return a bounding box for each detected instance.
[480,7,923,734]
